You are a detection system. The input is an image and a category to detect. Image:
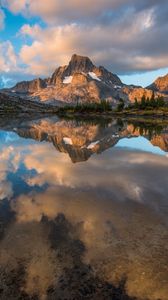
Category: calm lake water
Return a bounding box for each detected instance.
[0,116,168,300]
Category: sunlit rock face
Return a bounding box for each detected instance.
[49,54,122,87]
[13,78,47,93]
[61,54,95,75]
[2,54,168,105]
[147,73,168,94]
[122,86,163,103]
[0,117,168,299]
[8,54,124,105]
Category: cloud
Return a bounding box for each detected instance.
[1,0,167,25]
[0,41,18,73]
[18,8,168,77]
[1,0,28,14]
[0,40,35,87]
[1,0,168,86]
[0,8,5,30]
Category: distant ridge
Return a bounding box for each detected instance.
[147,73,168,94]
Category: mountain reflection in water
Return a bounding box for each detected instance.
[0,116,168,300]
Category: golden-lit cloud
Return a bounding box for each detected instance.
[18,12,168,77]
[0,0,163,25]
[1,0,168,83]
[0,41,18,73]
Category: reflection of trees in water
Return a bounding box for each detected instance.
[128,120,166,139]
[59,115,113,128]
[60,116,167,139]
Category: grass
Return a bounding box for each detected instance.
[57,101,168,118]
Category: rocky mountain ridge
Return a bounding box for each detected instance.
[2,54,168,106]
[147,73,168,94]
[0,92,58,113]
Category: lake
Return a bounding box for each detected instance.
[0,116,168,300]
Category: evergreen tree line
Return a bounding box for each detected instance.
[133,92,165,110]
[59,100,112,113]
[58,93,166,115]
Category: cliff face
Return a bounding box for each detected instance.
[122,86,161,103]
[49,54,122,87]
[147,74,168,94]
[61,54,95,75]
[13,78,47,93]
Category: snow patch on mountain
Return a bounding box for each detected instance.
[63,137,73,145]
[87,140,99,149]
[63,76,73,84]
[88,72,101,81]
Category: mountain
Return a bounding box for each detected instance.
[2,54,167,106]
[8,54,124,106]
[147,73,168,94]
[49,54,122,86]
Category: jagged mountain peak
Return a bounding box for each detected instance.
[70,53,93,64]
[49,53,122,88]
[65,53,95,75]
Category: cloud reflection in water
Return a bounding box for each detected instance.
[0,123,167,300]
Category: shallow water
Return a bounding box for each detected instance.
[0,116,168,300]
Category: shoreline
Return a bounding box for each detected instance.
[0,109,168,119]
[57,109,168,119]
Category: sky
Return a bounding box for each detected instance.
[0,0,168,88]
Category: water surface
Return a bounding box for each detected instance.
[0,116,168,300]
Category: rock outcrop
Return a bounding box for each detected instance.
[147,74,168,94]
[13,78,47,94]
[122,86,161,103]
[62,54,95,75]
